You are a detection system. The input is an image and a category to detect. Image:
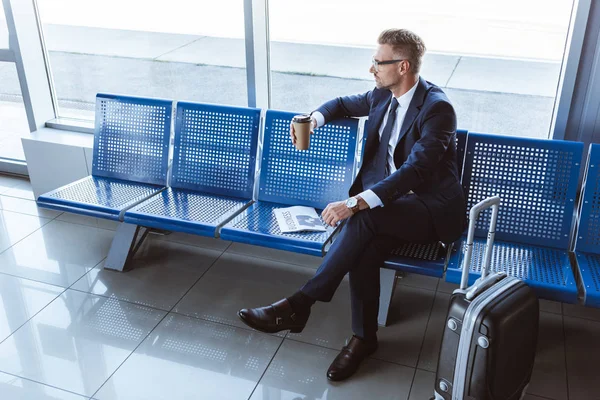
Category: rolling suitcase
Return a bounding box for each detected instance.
[433,196,539,400]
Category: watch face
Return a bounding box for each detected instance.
[346,197,357,208]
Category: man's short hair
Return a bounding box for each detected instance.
[377,29,426,74]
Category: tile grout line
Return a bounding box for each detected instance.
[406,368,419,400]
[413,287,440,372]
[0,211,56,257]
[0,369,90,399]
[283,336,419,371]
[246,336,286,400]
[0,257,107,348]
[89,240,234,398]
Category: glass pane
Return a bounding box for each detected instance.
[0,4,8,49]
[0,63,28,161]
[269,0,573,139]
[36,0,247,120]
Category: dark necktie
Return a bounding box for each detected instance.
[361,97,399,190]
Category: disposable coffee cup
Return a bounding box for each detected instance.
[292,114,312,150]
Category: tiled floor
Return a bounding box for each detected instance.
[0,173,599,400]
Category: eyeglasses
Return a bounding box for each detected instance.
[371,57,407,72]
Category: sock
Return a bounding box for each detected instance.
[354,334,378,343]
[286,290,315,314]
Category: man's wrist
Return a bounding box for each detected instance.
[355,195,369,211]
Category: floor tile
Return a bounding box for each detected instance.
[152,230,231,252]
[290,284,434,368]
[0,289,166,397]
[562,302,600,322]
[55,213,119,231]
[0,274,64,343]
[417,291,451,372]
[0,209,51,253]
[397,272,439,291]
[3,179,35,200]
[0,220,113,287]
[436,279,459,294]
[226,242,323,269]
[93,312,281,400]
[0,195,62,219]
[174,253,313,333]
[408,369,435,400]
[286,281,352,350]
[539,299,562,315]
[71,240,222,311]
[249,339,415,400]
[0,371,87,400]
[528,312,568,400]
[0,174,22,194]
[564,316,600,400]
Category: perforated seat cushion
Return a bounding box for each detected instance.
[37,176,164,220]
[219,201,334,256]
[123,188,251,237]
[446,237,577,303]
[576,253,600,308]
[384,242,447,277]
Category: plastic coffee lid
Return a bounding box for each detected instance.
[293,114,312,123]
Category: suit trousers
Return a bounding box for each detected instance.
[300,194,438,339]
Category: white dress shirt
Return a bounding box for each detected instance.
[312,80,419,208]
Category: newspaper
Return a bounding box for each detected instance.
[273,206,327,233]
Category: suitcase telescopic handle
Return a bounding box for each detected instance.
[460,196,501,290]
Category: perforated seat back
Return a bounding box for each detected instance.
[170,102,261,199]
[576,143,600,254]
[258,110,359,209]
[462,133,583,249]
[93,94,172,186]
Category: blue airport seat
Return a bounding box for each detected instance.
[37,94,172,220]
[219,110,359,256]
[383,129,468,278]
[123,102,260,237]
[445,132,584,303]
[574,143,600,307]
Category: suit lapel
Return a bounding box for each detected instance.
[396,76,430,145]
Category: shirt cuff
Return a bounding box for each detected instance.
[311,111,325,128]
[358,189,383,209]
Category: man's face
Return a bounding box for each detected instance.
[370,44,406,90]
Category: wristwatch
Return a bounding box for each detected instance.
[345,196,360,214]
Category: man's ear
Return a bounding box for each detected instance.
[401,60,410,75]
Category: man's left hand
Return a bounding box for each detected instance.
[321,201,353,227]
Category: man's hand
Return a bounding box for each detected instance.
[289,117,317,146]
[321,201,354,227]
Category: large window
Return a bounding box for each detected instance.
[0,63,28,161]
[268,0,574,139]
[36,0,247,120]
[0,4,8,49]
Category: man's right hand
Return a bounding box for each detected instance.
[289,117,317,146]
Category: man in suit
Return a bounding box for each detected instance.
[238,28,465,381]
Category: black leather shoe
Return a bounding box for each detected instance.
[327,335,378,381]
[238,299,309,334]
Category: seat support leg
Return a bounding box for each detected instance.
[378,268,398,327]
[104,223,150,272]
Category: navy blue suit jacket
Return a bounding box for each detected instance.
[315,77,465,243]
